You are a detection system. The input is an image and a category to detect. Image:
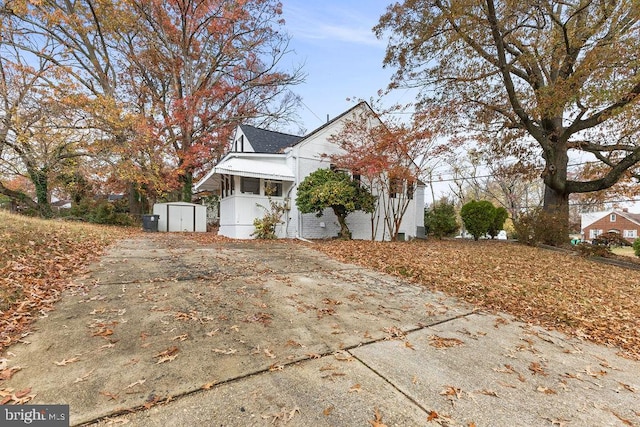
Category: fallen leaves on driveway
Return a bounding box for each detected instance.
[369,407,388,427]
[154,346,179,364]
[53,357,80,366]
[262,406,300,425]
[0,387,36,404]
[0,212,134,352]
[429,335,464,349]
[312,239,640,360]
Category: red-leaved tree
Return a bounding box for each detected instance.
[329,102,449,240]
[122,0,304,201]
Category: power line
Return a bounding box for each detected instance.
[425,159,619,183]
[298,98,324,125]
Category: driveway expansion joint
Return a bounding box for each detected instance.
[78,311,477,425]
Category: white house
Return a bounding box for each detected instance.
[195,102,425,240]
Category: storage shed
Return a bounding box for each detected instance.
[152,202,207,232]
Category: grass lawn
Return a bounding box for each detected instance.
[313,239,640,361]
[0,211,135,350]
[612,246,636,258]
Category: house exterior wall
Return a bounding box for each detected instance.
[286,108,424,241]
[213,103,425,241]
[582,212,639,243]
[218,177,292,239]
[233,129,255,153]
[287,108,392,241]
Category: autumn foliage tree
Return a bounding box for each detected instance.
[122,0,304,202]
[1,0,152,214]
[376,0,640,245]
[1,0,303,213]
[328,102,443,240]
[0,31,89,217]
[296,168,376,240]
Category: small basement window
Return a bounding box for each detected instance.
[241,177,260,194]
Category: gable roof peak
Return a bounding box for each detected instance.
[239,124,303,154]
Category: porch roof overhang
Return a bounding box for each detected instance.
[195,156,294,192]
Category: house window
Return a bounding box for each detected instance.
[407,180,415,200]
[624,229,637,238]
[222,175,234,198]
[610,213,616,222]
[264,180,282,197]
[240,177,260,194]
[589,229,602,239]
[234,135,244,152]
[390,178,403,199]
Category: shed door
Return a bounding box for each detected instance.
[168,205,195,232]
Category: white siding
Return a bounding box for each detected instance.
[218,177,292,239]
[289,111,378,240]
[214,104,425,241]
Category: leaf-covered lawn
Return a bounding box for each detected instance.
[0,212,135,350]
[312,239,640,361]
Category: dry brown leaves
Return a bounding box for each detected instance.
[154,346,179,364]
[312,239,640,360]
[0,212,134,352]
[429,335,464,349]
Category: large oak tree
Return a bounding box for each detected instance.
[375,0,640,244]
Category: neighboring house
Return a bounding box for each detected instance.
[580,209,640,243]
[195,102,425,240]
[51,199,72,211]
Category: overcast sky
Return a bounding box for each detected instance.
[281,1,406,134]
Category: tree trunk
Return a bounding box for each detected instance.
[332,207,351,239]
[541,185,570,246]
[180,172,193,202]
[29,168,52,218]
[128,183,143,217]
[540,131,569,246]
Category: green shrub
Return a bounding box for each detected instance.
[424,199,459,239]
[66,198,135,226]
[633,238,640,257]
[460,200,495,240]
[488,206,508,239]
[296,168,375,240]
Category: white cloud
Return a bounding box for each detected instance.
[283,2,386,48]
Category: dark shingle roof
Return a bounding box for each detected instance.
[240,125,303,154]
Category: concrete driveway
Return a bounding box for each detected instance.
[1,234,638,426]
